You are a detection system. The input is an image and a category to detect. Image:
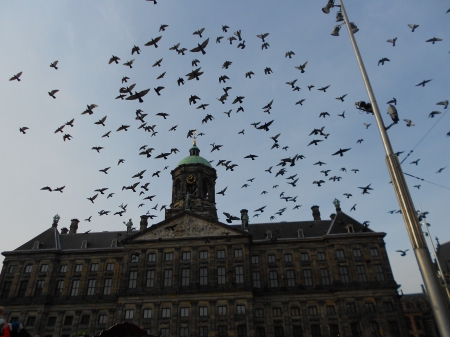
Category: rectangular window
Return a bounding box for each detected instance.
[26,317,36,326]
[87,279,96,295]
[290,307,300,316]
[90,263,99,272]
[40,264,48,272]
[218,326,228,337]
[252,272,261,288]
[217,250,226,259]
[160,328,170,337]
[237,325,247,337]
[329,324,340,337]
[255,308,264,318]
[181,269,190,286]
[317,252,325,261]
[18,280,28,297]
[353,249,362,257]
[180,328,189,337]
[269,270,278,287]
[320,268,330,285]
[199,267,208,285]
[131,254,139,263]
[357,265,367,282]
[199,327,208,337]
[235,249,243,258]
[25,265,33,273]
[235,266,244,283]
[143,309,152,319]
[284,254,293,262]
[268,254,276,263]
[256,328,266,337]
[370,248,379,256]
[98,315,107,324]
[80,315,90,325]
[106,263,114,271]
[146,270,155,287]
[365,302,376,312]
[103,278,112,295]
[374,265,385,281]
[335,250,345,259]
[161,308,171,318]
[199,251,208,259]
[54,280,64,296]
[310,325,321,337]
[308,306,318,315]
[236,305,246,315]
[273,307,282,317]
[63,316,73,325]
[199,306,208,317]
[350,323,361,337]
[60,265,67,273]
[388,321,401,337]
[71,280,80,296]
[163,269,172,287]
[129,271,137,288]
[218,267,226,285]
[47,317,56,327]
[303,269,313,286]
[251,255,260,264]
[1,281,11,298]
[274,327,285,337]
[165,252,174,261]
[347,303,357,313]
[125,310,134,319]
[293,326,303,337]
[326,306,336,315]
[370,322,381,337]
[218,306,227,316]
[339,266,350,283]
[182,251,191,260]
[8,265,17,274]
[383,302,394,312]
[75,264,83,272]
[35,280,44,296]
[286,270,296,287]
[301,253,310,261]
[148,253,156,262]
[180,307,190,317]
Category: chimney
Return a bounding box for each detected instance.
[60,227,69,235]
[140,215,148,230]
[240,209,249,231]
[70,219,79,234]
[311,205,321,221]
[330,213,336,220]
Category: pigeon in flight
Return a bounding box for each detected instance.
[408,24,419,32]
[50,61,59,70]
[396,249,409,256]
[190,38,210,55]
[416,79,432,87]
[387,38,397,46]
[426,37,442,44]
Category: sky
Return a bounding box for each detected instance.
[1,1,449,294]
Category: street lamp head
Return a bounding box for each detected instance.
[336,11,344,22]
[387,104,399,123]
[355,101,373,113]
[331,25,341,36]
[322,0,335,14]
[350,22,359,34]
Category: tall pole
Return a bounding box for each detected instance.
[418,205,450,302]
[337,1,450,335]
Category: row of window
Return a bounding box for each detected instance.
[129,248,380,264]
[8,262,115,275]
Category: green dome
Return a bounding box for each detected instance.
[177,145,212,168]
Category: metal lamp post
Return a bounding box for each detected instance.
[323,1,450,335]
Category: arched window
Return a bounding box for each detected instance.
[202,178,209,198]
[175,179,181,196]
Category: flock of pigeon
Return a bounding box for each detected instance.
[8,3,449,258]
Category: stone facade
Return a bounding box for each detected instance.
[0,146,409,337]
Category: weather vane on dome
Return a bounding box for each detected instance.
[193,129,197,146]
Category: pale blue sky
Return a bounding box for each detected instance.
[1,1,449,293]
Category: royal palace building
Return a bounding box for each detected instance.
[0,144,408,337]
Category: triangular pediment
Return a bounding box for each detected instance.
[128,212,248,242]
